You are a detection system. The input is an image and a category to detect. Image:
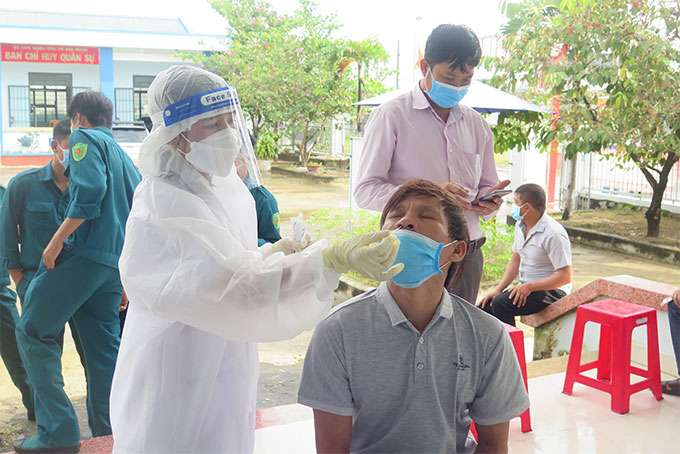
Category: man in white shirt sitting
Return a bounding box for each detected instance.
[478,183,572,326]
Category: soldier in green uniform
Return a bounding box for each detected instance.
[251,185,282,246]
[13,91,141,454]
[1,120,89,428]
[235,152,282,246]
[2,120,70,302]
[0,184,33,424]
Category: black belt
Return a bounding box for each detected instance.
[468,237,486,254]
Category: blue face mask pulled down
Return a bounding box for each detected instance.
[424,69,469,108]
[389,229,457,289]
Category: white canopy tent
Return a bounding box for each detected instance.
[354,80,550,114]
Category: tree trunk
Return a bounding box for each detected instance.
[356,62,363,133]
[299,123,310,166]
[637,151,678,237]
[251,113,262,141]
[645,185,664,237]
[561,155,577,220]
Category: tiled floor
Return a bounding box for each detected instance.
[254,372,680,453]
[3,371,675,454]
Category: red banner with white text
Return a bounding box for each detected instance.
[1,44,99,64]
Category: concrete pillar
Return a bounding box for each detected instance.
[99,47,114,102]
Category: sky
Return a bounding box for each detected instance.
[15,0,510,89]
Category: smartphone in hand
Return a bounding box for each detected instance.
[471,189,512,205]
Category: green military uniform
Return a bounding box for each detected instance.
[0,164,68,292]
[250,185,281,246]
[0,185,33,420]
[0,164,88,422]
[16,126,141,448]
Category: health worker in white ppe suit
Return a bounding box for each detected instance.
[109,65,403,454]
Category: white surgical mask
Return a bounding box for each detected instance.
[56,142,69,167]
[179,128,241,177]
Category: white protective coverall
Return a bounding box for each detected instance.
[110,66,340,453]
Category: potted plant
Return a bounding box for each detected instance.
[306,161,323,172]
[255,131,279,172]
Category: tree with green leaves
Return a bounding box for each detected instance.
[179,0,290,139]
[490,0,680,235]
[340,38,390,132]
[180,0,389,165]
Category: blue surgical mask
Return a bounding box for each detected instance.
[511,203,526,222]
[424,68,469,108]
[389,229,458,288]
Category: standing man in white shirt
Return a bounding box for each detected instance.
[478,184,572,325]
[355,24,510,304]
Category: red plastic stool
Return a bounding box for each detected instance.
[470,323,532,441]
[504,324,532,432]
[562,299,663,414]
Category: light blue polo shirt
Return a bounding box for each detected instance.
[298,282,529,453]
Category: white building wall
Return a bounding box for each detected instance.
[1,61,99,128]
[113,60,186,89]
[1,52,194,129]
[509,143,549,189]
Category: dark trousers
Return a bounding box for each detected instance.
[481,288,566,326]
[0,289,33,417]
[16,252,122,446]
[446,238,485,304]
[17,275,87,368]
[668,301,680,376]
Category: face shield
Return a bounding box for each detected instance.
[139,66,260,190]
[138,65,259,249]
[235,147,263,190]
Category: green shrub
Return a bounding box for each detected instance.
[307,208,381,244]
[480,218,515,283]
[307,208,381,286]
[255,131,279,160]
[306,208,515,287]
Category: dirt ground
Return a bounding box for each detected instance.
[0,168,351,450]
[556,208,680,249]
[1,166,679,450]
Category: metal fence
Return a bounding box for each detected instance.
[114,88,134,122]
[73,86,91,95]
[562,150,680,212]
[7,85,30,127]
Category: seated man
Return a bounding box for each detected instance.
[662,287,680,395]
[298,179,529,453]
[478,183,572,326]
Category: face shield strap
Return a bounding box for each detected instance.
[162,86,239,127]
[150,110,165,128]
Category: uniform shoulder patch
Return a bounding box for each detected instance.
[272,212,281,229]
[72,143,88,162]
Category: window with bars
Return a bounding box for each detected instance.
[115,76,154,124]
[114,88,134,122]
[8,84,91,127]
[133,75,154,121]
[8,85,30,127]
[29,84,69,127]
[27,73,73,127]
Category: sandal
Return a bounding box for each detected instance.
[661,378,680,396]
